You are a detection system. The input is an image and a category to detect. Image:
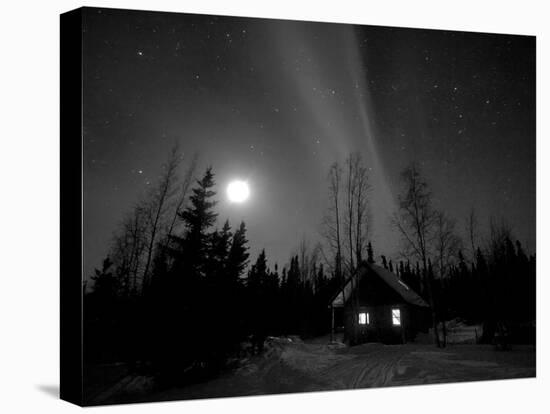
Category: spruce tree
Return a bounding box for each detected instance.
[91,257,117,298]
[381,255,388,269]
[157,168,218,378]
[248,249,268,290]
[226,221,249,284]
[247,250,270,353]
[367,242,374,263]
[171,167,218,277]
[207,220,232,283]
[399,261,405,278]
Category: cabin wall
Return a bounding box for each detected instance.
[343,269,430,344]
[344,303,431,344]
[338,266,430,345]
[344,303,411,344]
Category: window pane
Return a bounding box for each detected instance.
[358,312,367,325]
[392,308,401,326]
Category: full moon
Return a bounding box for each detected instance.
[227,180,250,203]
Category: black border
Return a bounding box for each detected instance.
[60,7,84,407]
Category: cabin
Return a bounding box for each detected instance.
[330,261,431,345]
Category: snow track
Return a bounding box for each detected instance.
[90,338,535,404]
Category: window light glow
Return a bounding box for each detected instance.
[392,308,401,326]
[358,312,370,325]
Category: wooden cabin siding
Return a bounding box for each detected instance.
[331,262,430,345]
[344,303,409,344]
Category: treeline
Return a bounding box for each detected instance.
[386,164,536,346]
[85,147,535,390]
[318,155,535,347]
[84,152,340,387]
[376,237,535,344]
[444,238,535,342]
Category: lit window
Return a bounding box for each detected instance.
[392,308,401,326]
[358,312,370,325]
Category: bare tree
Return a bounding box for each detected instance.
[324,154,372,276]
[322,162,344,282]
[111,204,148,295]
[349,153,372,266]
[321,161,350,342]
[322,153,371,344]
[487,216,513,263]
[165,152,198,243]
[466,207,478,262]
[344,153,372,345]
[393,163,436,271]
[296,236,322,286]
[106,145,198,295]
[140,145,183,290]
[393,163,440,346]
[298,236,310,284]
[345,156,356,273]
[323,156,372,271]
[434,210,462,279]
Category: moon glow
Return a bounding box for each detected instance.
[227,180,250,203]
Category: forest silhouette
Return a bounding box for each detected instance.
[84,146,536,397]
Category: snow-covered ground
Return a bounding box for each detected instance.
[89,336,535,404]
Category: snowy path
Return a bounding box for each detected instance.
[89,338,535,404]
[324,344,534,389]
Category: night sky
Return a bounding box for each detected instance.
[83,7,535,277]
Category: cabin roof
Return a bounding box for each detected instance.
[331,262,429,308]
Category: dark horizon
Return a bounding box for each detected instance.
[82,7,535,279]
